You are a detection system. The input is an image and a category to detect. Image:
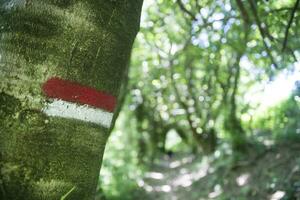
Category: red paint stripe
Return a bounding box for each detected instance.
[42,77,116,112]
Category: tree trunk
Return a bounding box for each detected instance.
[225,55,247,151]
[0,0,143,199]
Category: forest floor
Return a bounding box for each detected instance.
[134,141,300,200]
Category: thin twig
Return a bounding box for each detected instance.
[60,186,76,200]
[176,0,197,21]
[270,7,293,13]
[248,0,279,69]
[282,0,300,52]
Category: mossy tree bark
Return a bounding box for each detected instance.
[0,0,143,199]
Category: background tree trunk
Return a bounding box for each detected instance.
[0,0,143,199]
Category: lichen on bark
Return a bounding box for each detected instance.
[0,0,143,199]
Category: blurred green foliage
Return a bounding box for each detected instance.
[98,0,300,199]
[99,109,145,200]
[254,82,300,140]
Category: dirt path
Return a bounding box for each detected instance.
[138,153,211,200]
[137,143,300,200]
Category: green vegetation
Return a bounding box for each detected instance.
[99,0,300,199]
[0,0,299,199]
[254,83,300,141]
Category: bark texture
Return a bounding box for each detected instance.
[0,0,143,199]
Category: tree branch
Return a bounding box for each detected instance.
[282,0,300,52]
[176,0,197,21]
[169,59,200,140]
[248,0,279,69]
[270,7,293,13]
[235,0,250,25]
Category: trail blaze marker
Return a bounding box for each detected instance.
[42,77,117,128]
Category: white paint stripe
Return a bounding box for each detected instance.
[42,99,113,128]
